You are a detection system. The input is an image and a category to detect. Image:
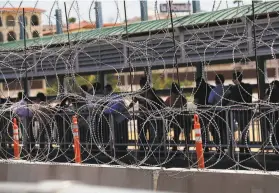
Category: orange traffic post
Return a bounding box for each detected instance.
[72,115,81,163]
[194,114,205,169]
[12,118,20,160]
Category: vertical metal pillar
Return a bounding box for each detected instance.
[192,0,201,13]
[95,1,103,28]
[58,75,65,95]
[22,9,28,98]
[257,58,266,100]
[95,1,104,87]
[19,15,24,40]
[55,9,63,34]
[169,0,190,168]
[196,63,203,79]
[98,72,105,89]
[252,1,265,100]
[140,0,148,21]
[141,0,149,83]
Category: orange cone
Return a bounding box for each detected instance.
[12,118,20,160]
[194,114,205,169]
[72,115,81,163]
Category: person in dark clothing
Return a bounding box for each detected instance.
[208,74,228,153]
[194,77,214,106]
[129,76,165,152]
[165,82,190,151]
[36,92,46,103]
[165,83,187,107]
[264,80,279,103]
[229,72,253,104]
[17,92,23,102]
[228,71,252,153]
[194,77,214,152]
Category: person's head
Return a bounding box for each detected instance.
[232,71,243,85]
[104,84,113,95]
[171,82,180,94]
[271,80,279,89]
[215,74,225,85]
[93,82,102,92]
[139,76,148,89]
[36,92,46,103]
[17,92,23,101]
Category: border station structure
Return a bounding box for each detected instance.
[0,2,278,99]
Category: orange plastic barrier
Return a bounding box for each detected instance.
[12,118,20,160]
[72,116,81,163]
[194,114,205,168]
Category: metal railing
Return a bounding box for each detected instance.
[1,105,279,159]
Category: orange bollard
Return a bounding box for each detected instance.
[194,114,205,169]
[12,118,20,160]
[72,115,81,163]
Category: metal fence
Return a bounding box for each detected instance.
[1,104,279,158]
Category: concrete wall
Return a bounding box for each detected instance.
[157,169,279,193]
[0,161,155,190]
[0,161,279,193]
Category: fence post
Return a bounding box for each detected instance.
[12,118,20,160]
[226,110,233,158]
[194,114,205,169]
[72,115,81,163]
[109,114,115,156]
[163,118,167,157]
[229,110,236,159]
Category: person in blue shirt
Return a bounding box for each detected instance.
[208,74,226,106]
[103,84,130,153]
[13,92,33,118]
[12,92,33,148]
[208,74,229,153]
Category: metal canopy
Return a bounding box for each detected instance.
[0,1,278,52]
[0,2,278,80]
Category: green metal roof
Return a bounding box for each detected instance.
[0,1,278,52]
[173,1,279,27]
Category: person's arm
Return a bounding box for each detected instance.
[208,90,215,105]
[104,102,120,114]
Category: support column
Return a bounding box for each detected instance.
[257,57,266,100]
[192,0,201,13]
[95,1,103,28]
[23,78,29,98]
[144,68,152,85]
[55,9,63,34]
[58,75,65,96]
[19,15,25,40]
[98,72,105,89]
[196,63,203,79]
[140,0,148,21]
